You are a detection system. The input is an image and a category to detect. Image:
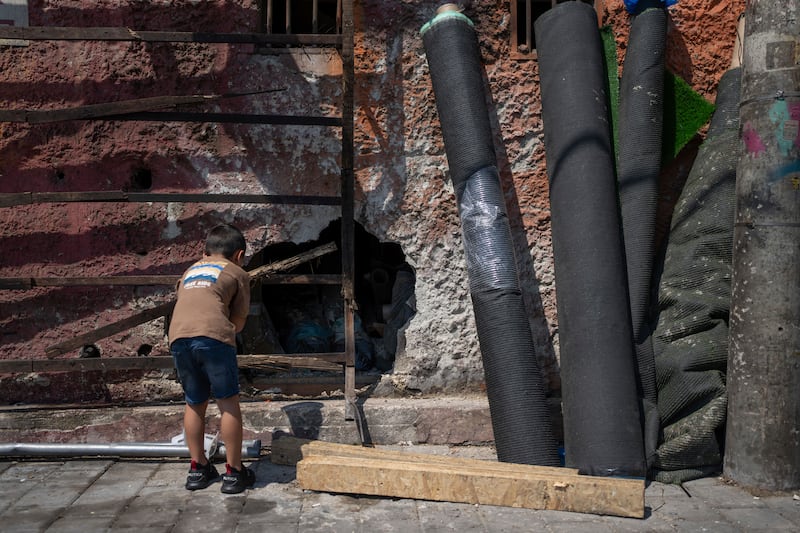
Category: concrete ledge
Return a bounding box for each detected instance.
[0,396,563,449]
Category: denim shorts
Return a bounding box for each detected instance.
[170,336,239,404]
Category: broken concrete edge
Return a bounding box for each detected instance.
[0,396,564,450]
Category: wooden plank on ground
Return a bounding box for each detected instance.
[272,437,577,475]
[297,454,645,518]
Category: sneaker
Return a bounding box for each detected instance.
[221,463,256,494]
[185,460,220,490]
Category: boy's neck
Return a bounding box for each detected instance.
[205,254,230,262]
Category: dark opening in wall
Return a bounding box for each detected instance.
[263,0,340,35]
[130,167,152,191]
[240,220,415,376]
[511,0,553,57]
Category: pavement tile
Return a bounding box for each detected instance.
[646,481,690,500]
[354,496,423,532]
[0,480,36,515]
[474,504,549,532]
[299,492,364,532]
[171,494,243,533]
[717,506,799,531]
[62,461,156,517]
[417,501,488,532]
[762,496,800,525]
[112,485,187,528]
[239,496,290,518]
[55,460,114,474]
[599,515,674,532]
[536,509,598,523]
[652,496,730,525]
[108,528,173,533]
[143,460,188,487]
[545,522,614,533]
[0,462,59,483]
[3,451,800,533]
[682,477,768,509]
[1,509,63,533]
[45,514,116,532]
[0,460,106,511]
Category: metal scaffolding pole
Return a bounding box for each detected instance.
[724,3,800,491]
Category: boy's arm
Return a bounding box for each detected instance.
[231,313,247,333]
[230,268,251,334]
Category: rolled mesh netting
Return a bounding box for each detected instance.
[651,67,742,483]
[422,9,559,466]
[536,1,645,477]
[616,5,667,471]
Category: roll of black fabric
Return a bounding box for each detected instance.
[535,1,646,476]
[616,6,668,471]
[422,9,559,466]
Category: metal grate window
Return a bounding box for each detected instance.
[510,0,554,58]
[263,0,342,35]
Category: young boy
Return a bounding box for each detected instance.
[168,223,256,494]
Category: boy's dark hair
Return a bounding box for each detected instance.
[205,224,246,259]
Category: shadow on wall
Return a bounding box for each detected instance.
[280,401,325,440]
[0,1,266,191]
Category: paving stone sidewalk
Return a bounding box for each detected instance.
[1,452,799,532]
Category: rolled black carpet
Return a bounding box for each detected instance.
[651,67,741,484]
[536,0,646,476]
[422,9,559,466]
[616,5,667,471]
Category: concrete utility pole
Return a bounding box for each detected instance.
[725,2,800,491]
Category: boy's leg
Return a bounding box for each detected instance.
[217,394,255,494]
[171,337,213,464]
[184,400,210,464]
[216,395,242,468]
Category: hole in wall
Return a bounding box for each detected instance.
[130,167,153,191]
[136,344,153,356]
[240,220,416,376]
[79,344,101,358]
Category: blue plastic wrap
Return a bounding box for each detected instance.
[624,0,677,14]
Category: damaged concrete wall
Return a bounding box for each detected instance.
[0,0,744,403]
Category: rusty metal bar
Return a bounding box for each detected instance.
[340,0,356,421]
[0,26,340,45]
[266,0,273,33]
[526,0,533,52]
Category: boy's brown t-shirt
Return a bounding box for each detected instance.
[168,257,250,348]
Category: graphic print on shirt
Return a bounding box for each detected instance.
[182,261,226,289]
